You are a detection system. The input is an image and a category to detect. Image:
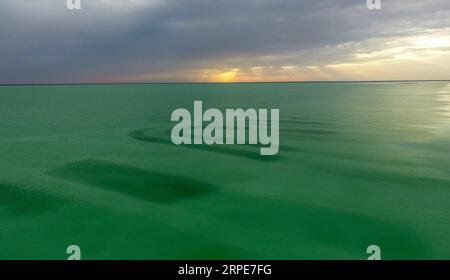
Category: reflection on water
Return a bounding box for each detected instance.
[437,83,450,118]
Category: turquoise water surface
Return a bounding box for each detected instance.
[0,81,449,259]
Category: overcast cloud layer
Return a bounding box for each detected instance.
[1,0,450,83]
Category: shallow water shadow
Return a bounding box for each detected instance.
[0,183,67,217]
[129,128,284,162]
[49,160,217,204]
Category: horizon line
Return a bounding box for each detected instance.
[0,79,449,87]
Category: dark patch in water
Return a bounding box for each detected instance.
[129,128,285,162]
[49,160,217,204]
[0,183,67,217]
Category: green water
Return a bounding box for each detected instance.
[0,82,449,260]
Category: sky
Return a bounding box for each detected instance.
[0,0,450,83]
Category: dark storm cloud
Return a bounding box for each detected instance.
[0,0,449,83]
